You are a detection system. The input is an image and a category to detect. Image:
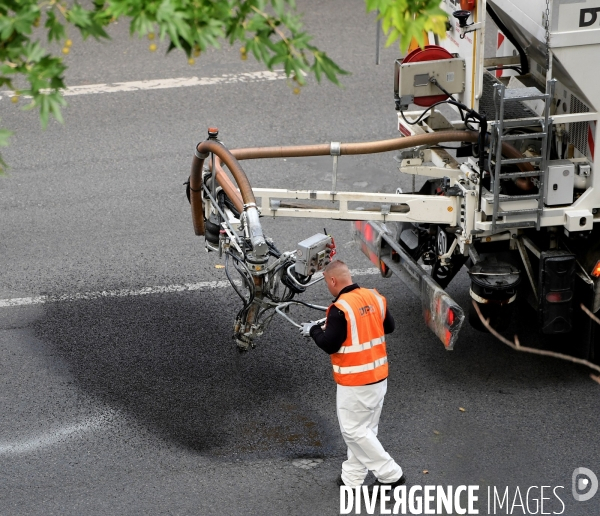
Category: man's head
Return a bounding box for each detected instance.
[323,260,353,297]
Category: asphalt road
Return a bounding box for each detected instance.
[1,2,599,515]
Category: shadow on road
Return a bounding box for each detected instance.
[34,290,339,459]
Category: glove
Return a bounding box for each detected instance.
[300,321,318,338]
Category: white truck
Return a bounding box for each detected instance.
[186,0,600,370]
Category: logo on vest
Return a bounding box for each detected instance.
[358,304,376,316]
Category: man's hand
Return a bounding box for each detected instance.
[300,322,318,338]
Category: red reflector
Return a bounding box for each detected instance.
[545,291,573,303]
[364,224,374,243]
[380,260,388,275]
[460,0,476,9]
[592,260,600,278]
[447,308,455,326]
[444,329,452,347]
[398,123,411,137]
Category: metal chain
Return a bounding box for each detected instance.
[545,0,551,73]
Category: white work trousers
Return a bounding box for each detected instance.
[336,379,403,487]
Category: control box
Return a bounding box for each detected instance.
[544,160,574,206]
[295,233,333,277]
[394,57,466,109]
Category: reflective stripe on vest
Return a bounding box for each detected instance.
[370,289,385,319]
[332,356,388,375]
[337,299,359,345]
[330,288,389,386]
[335,335,386,354]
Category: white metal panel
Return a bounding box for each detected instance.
[555,0,600,32]
[439,0,488,110]
[553,45,600,111]
[253,188,459,224]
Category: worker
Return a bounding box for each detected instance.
[300,260,405,489]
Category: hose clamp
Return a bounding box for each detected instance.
[243,203,257,211]
[330,142,341,156]
[195,145,209,159]
[469,288,517,306]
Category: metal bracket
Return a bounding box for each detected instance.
[517,238,538,300]
[439,237,459,266]
[330,142,341,197]
[445,186,465,197]
[459,22,482,39]
[380,204,391,222]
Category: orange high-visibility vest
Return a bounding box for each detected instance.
[329,288,388,386]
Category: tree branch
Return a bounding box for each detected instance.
[580,302,600,326]
[471,301,600,375]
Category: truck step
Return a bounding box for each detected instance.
[500,171,540,178]
[500,118,545,129]
[502,87,549,102]
[500,132,546,141]
[500,157,542,165]
[487,194,540,202]
[493,221,537,228]
[497,208,540,215]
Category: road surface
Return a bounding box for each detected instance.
[1,2,598,515]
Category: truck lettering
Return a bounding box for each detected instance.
[579,7,600,27]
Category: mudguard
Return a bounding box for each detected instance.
[354,220,464,349]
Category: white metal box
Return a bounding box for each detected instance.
[295,233,332,277]
[544,160,574,206]
[564,210,594,232]
[394,57,466,108]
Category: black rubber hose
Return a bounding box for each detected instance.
[225,252,250,308]
[486,3,529,75]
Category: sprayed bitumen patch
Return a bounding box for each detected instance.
[33,289,342,460]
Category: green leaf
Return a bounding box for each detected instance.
[45,12,66,42]
[0,0,456,164]
[0,128,12,147]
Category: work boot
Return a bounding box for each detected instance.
[370,474,406,492]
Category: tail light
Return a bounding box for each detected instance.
[364,223,374,244]
[447,308,456,326]
[539,251,576,334]
[444,329,452,347]
[545,291,573,303]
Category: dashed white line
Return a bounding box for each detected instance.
[0,268,380,308]
[0,413,113,455]
[1,70,287,100]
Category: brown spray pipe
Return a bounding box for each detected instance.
[229,130,479,160]
[192,129,534,235]
[229,131,534,167]
[191,128,267,255]
[193,131,479,235]
[213,158,244,213]
[190,128,257,236]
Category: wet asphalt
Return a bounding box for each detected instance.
[1,1,599,515]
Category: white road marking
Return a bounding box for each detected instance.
[1,70,287,100]
[0,268,380,308]
[0,413,112,455]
